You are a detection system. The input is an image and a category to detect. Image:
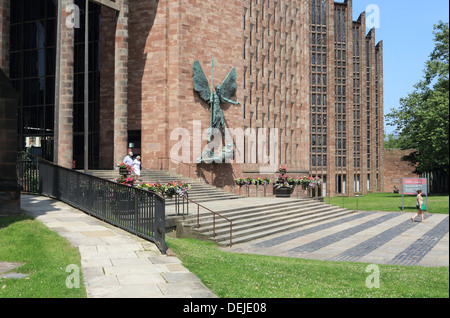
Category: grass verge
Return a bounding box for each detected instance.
[0,213,86,298]
[166,237,449,298]
[327,192,449,214]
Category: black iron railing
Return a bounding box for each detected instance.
[17,156,39,194]
[18,156,167,254]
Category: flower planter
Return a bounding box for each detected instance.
[275,186,292,197]
[119,168,130,176]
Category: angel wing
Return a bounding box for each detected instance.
[192,61,211,102]
[220,67,238,100]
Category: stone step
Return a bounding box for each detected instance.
[178,197,354,246]
[90,170,232,191]
[184,200,321,226]
[182,195,241,204]
[199,205,328,231]
[196,205,345,237]
[157,192,241,207]
[88,169,242,204]
[216,209,354,246]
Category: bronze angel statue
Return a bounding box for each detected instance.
[193,59,240,163]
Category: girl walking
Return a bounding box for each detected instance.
[411,189,426,223]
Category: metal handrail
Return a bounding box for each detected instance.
[157,156,200,179]
[181,196,233,247]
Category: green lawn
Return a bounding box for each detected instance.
[166,238,449,298]
[0,213,86,298]
[327,192,449,214]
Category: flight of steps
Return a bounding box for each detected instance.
[88,169,354,247]
[179,198,355,246]
[88,169,242,204]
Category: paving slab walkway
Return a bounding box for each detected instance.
[225,210,449,267]
[20,195,217,298]
[0,262,29,280]
[0,262,25,274]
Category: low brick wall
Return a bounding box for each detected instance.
[383,149,419,194]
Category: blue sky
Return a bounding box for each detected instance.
[351,0,449,135]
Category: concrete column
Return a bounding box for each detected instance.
[56,0,75,169]
[326,0,336,196]
[0,0,10,76]
[0,70,20,216]
[376,40,384,192]
[113,0,129,167]
[359,27,372,195]
[345,0,354,197]
[99,6,116,169]
[298,0,311,173]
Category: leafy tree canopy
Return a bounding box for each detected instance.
[384,132,402,149]
[385,21,449,174]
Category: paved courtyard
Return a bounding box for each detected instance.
[16,194,449,299]
[226,210,449,267]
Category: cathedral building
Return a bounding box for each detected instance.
[0,0,384,196]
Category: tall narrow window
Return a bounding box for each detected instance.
[310,0,327,172]
[10,0,57,161]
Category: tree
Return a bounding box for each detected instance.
[384,132,402,149]
[385,21,449,174]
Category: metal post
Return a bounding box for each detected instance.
[229,222,232,247]
[84,0,89,173]
[402,193,404,211]
[210,57,214,131]
[197,205,200,229]
[134,192,139,235]
[182,197,185,220]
